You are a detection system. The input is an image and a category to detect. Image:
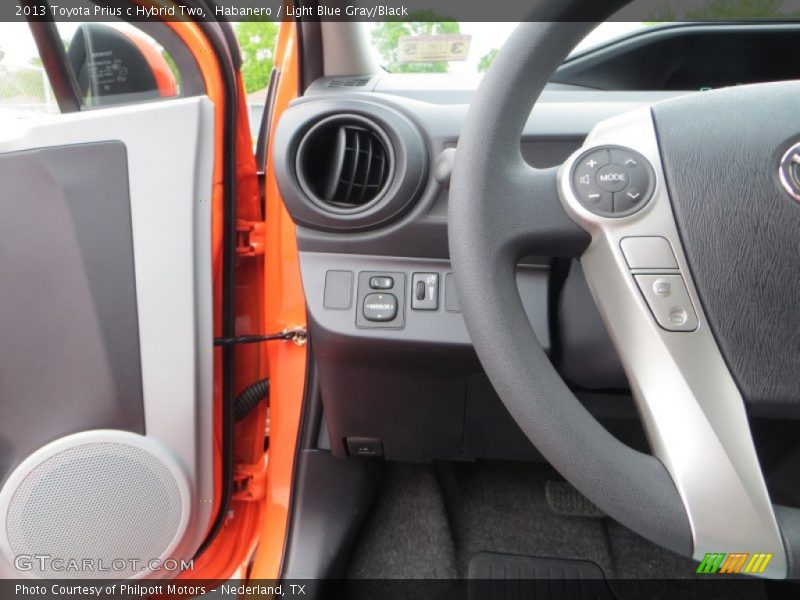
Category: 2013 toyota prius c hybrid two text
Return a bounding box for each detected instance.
[0,0,798,598]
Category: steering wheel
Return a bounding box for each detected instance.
[448,20,800,578]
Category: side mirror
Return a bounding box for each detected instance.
[66,23,177,107]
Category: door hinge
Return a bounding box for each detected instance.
[232,455,268,502]
[236,219,266,257]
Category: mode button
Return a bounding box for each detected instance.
[595,164,629,192]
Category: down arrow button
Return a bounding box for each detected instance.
[610,148,655,214]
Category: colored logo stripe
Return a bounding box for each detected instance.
[696,553,726,574]
[720,553,748,573]
[745,553,773,574]
[696,553,773,574]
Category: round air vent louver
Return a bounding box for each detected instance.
[296,115,394,212]
[275,100,428,232]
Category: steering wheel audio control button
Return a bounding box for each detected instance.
[596,164,629,192]
[614,188,645,213]
[585,189,613,212]
[620,237,679,270]
[571,149,613,214]
[570,146,655,217]
[634,274,698,332]
[652,278,673,297]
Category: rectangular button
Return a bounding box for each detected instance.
[323,270,353,310]
[411,273,439,310]
[444,273,460,312]
[635,274,698,332]
[346,436,384,458]
[369,276,394,290]
[621,237,679,270]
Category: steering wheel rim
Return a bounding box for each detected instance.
[449,20,800,578]
[448,19,694,558]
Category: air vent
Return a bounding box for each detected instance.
[327,77,371,88]
[296,116,393,211]
[274,100,428,232]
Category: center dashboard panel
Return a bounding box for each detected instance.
[273,77,672,462]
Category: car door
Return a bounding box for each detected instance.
[0,18,221,580]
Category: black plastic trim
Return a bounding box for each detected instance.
[26,17,81,113]
[256,68,280,177]
[298,20,324,93]
[280,355,382,582]
[280,450,382,582]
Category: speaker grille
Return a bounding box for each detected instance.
[5,441,184,579]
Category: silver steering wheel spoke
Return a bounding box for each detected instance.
[557,106,786,579]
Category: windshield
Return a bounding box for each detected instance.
[365,22,652,75]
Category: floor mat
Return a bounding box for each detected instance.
[436,461,614,577]
[345,463,458,579]
[545,481,605,518]
[468,552,615,600]
[344,461,769,600]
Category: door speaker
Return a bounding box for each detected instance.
[0,430,190,579]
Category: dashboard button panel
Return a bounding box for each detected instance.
[355,271,405,328]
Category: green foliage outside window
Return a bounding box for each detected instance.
[235,21,279,94]
[478,48,498,73]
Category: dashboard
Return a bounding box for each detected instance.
[274,22,795,463]
[554,23,800,91]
